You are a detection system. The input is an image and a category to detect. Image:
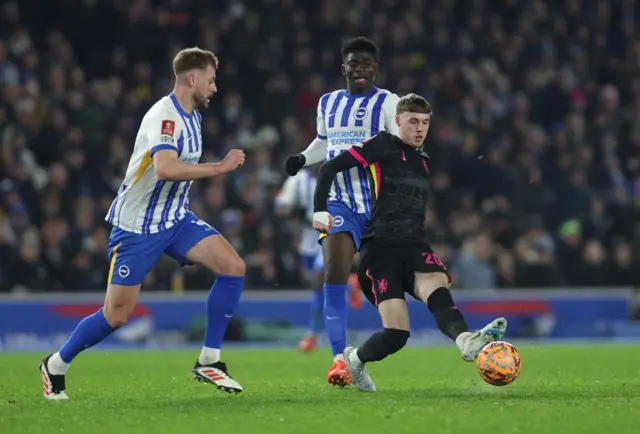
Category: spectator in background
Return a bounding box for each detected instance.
[513,219,559,288]
[556,219,584,286]
[454,230,495,290]
[2,0,640,292]
[608,239,635,287]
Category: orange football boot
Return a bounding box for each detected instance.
[327,359,352,387]
[348,273,363,310]
[298,335,317,352]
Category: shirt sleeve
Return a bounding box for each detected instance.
[146,110,184,157]
[301,136,328,166]
[347,134,391,167]
[316,94,329,140]
[275,176,300,209]
[381,92,400,135]
[314,134,389,212]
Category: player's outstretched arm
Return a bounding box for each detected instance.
[284,96,329,176]
[301,137,329,166]
[284,137,327,176]
[311,150,362,232]
[154,149,245,181]
[313,135,388,230]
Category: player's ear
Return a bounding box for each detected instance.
[396,115,400,127]
[187,72,196,87]
[341,63,346,76]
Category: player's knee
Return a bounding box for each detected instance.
[414,272,449,302]
[221,256,246,277]
[324,267,350,285]
[383,328,410,354]
[324,255,351,284]
[102,306,131,329]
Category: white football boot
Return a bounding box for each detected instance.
[193,360,243,393]
[343,347,376,392]
[40,355,69,400]
[456,317,508,362]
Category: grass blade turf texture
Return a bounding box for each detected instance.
[1,345,639,434]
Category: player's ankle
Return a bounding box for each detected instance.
[455,331,471,349]
[349,349,364,367]
[198,347,221,365]
[333,353,345,362]
[48,352,70,376]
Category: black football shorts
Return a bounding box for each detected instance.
[357,240,451,307]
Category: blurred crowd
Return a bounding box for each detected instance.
[1,0,640,292]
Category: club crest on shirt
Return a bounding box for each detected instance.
[353,107,368,121]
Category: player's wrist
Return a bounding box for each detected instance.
[313,211,330,223]
[209,162,229,175]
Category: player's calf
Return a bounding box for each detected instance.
[40,280,141,400]
[413,272,507,361]
[184,233,246,390]
[356,327,410,362]
[414,272,469,340]
[344,327,408,393]
[322,232,354,388]
[344,299,410,392]
[358,298,410,362]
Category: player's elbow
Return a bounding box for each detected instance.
[318,162,337,180]
[154,159,174,181]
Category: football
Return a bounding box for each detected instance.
[476,341,522,386]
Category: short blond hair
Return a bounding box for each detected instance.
[172,47,218,75]
[396,93,432,115]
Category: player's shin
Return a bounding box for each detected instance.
[355,328,410,363]
[355,298,410,363]
[52,308,115,374]
[426,287,470,341]
[323,283,348,359]
[199,274,244,365]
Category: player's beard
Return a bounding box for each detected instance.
[194,94,210,110]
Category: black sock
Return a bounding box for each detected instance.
[427,287,469,340]
[356,328,410,363]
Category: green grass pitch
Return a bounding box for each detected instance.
[2,345,640,434]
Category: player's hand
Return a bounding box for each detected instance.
[220,149,245,173]
[284,154,306,176]
[313,211,335,233]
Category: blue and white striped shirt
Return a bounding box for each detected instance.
[105,93,202,234]
[275,168,320,256]
[317,86,399,214]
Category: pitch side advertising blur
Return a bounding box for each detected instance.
[0,289,632,351]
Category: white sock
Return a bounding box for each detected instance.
[47,352,69,375]
[198,347,220,365]
[348,349,364,367]
[333,353,345,362]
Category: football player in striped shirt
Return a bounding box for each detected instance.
[39,47,246,400]
[284,37,400,386]
[275,168,326,351]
